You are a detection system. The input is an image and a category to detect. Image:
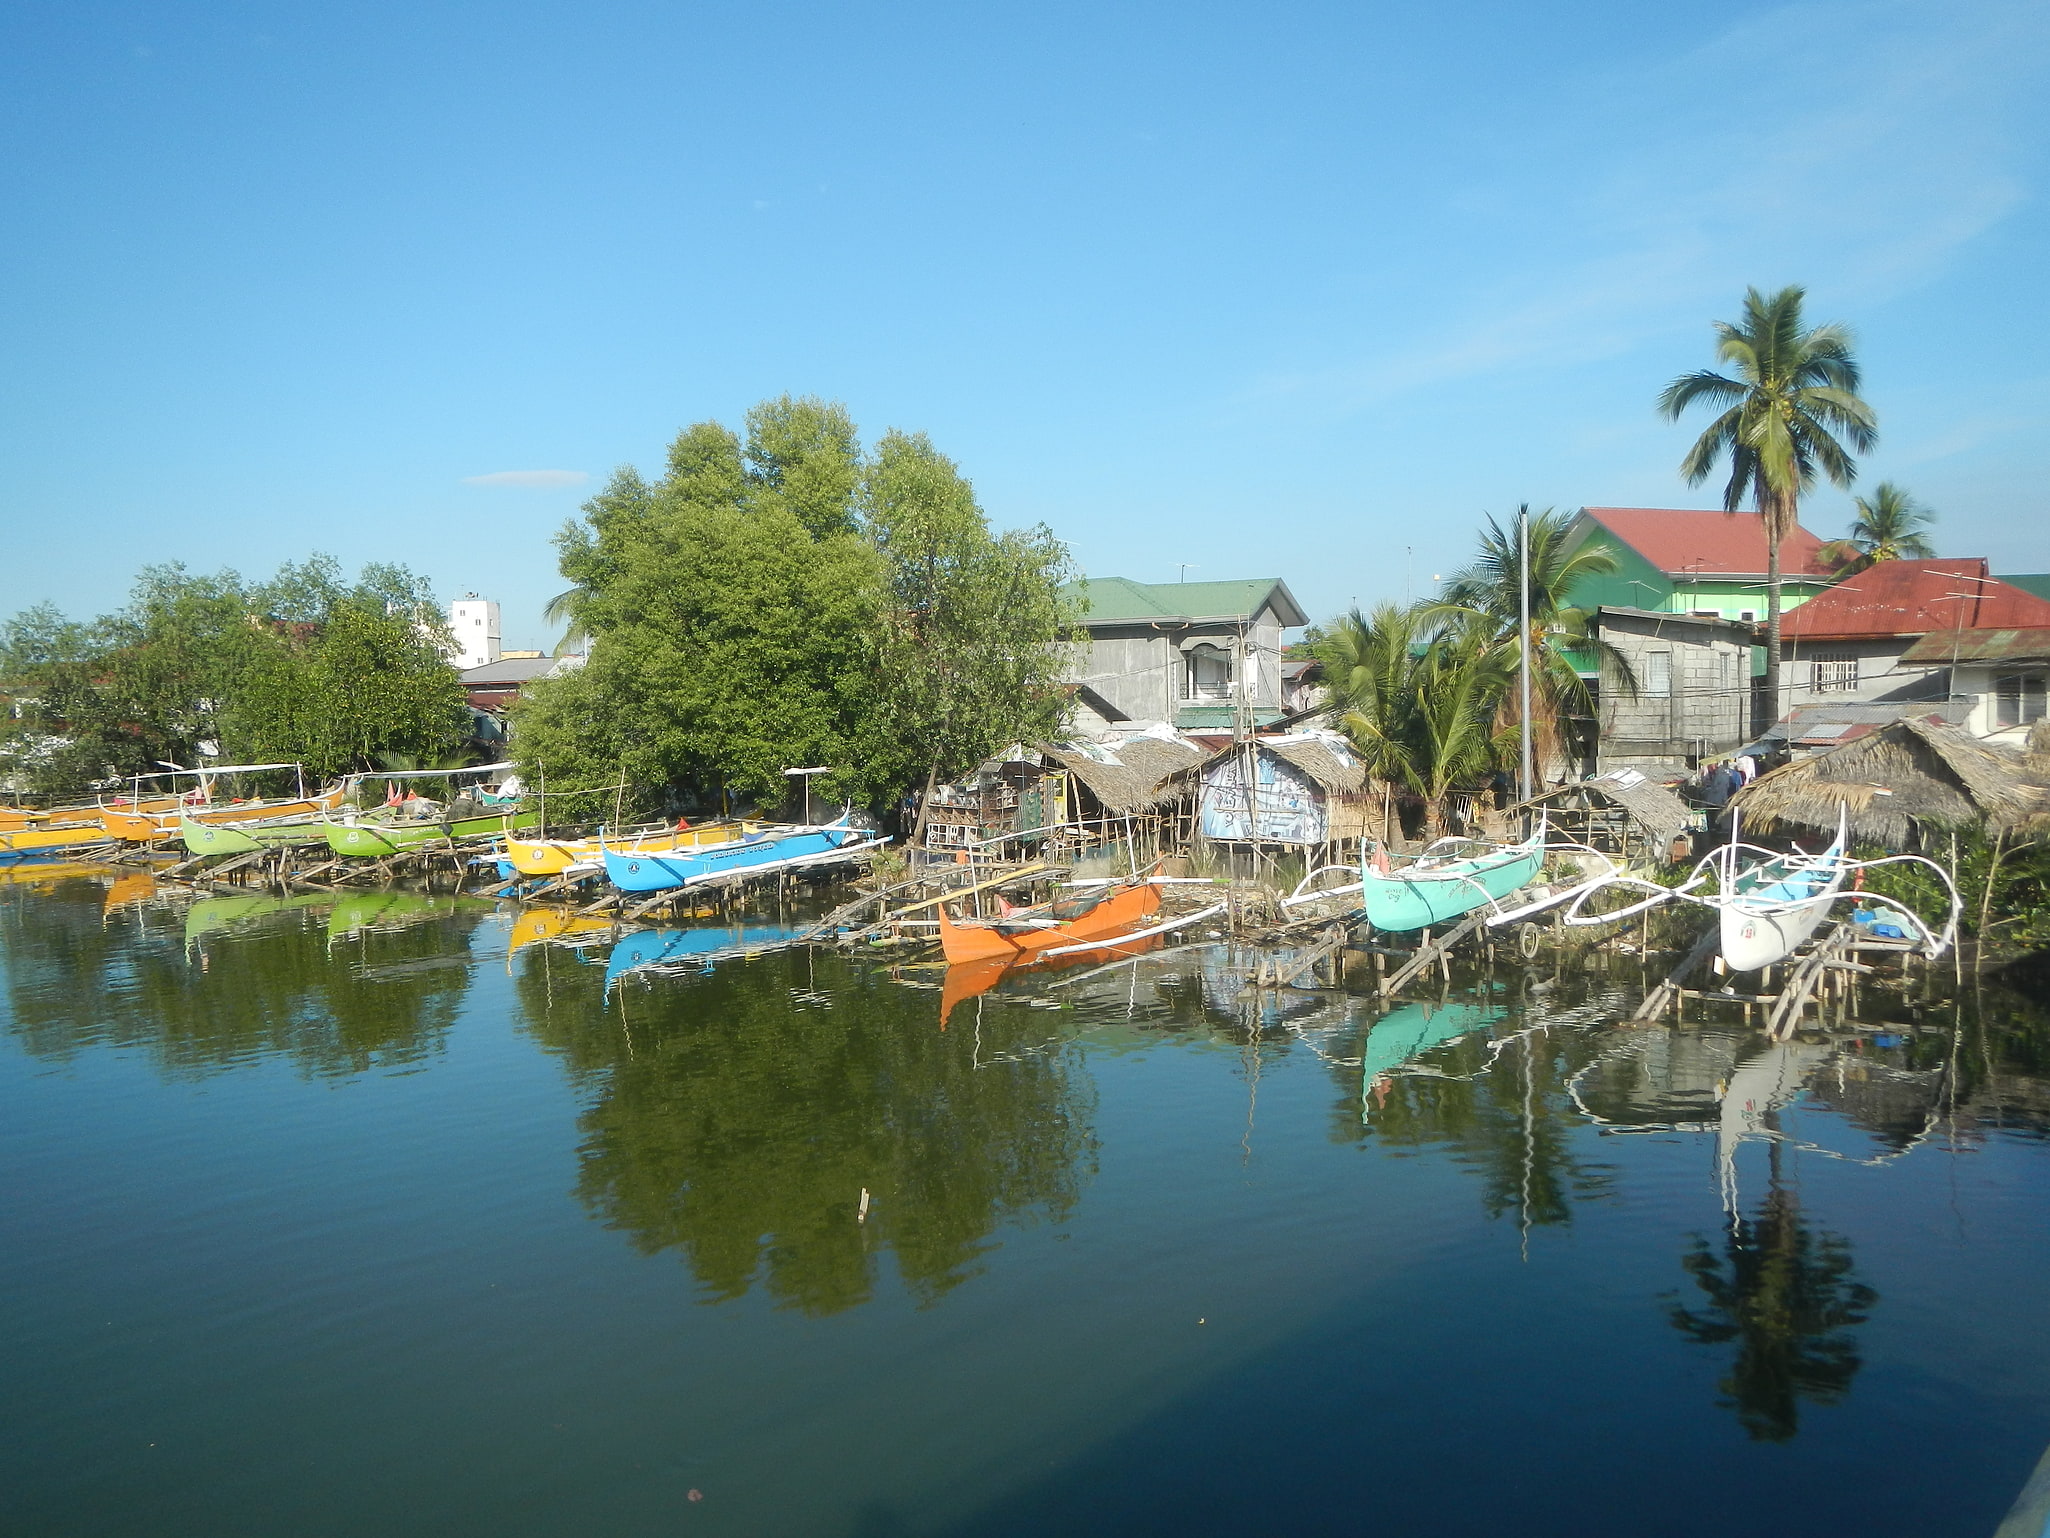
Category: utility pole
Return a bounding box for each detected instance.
[1518,505,1534,803]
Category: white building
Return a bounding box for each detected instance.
[447,595,501,671]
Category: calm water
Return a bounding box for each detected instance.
[4,873,2048,1538]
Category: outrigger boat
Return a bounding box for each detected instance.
[99,763,345,843]
[1356,823,1546,933]
[325,805,541,858]
[502,819,745,880]
[1487,804,1961,971]
[600,818,884,894]
[179,810,331,856]
[936,880,1162,965]
[0,820,120,863]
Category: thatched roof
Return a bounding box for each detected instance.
[1523,769,1693,848]
[1258,736,1366,796]
[1732,716,2050,848]
[1037,736,1203,813]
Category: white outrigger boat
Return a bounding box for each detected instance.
[1487,804,1961,973]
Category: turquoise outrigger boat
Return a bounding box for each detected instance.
[1359,824,1544,933]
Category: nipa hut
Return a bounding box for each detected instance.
[1514,768,1697,862]
[1731,716,2050,850]
[1190,731,1371,847]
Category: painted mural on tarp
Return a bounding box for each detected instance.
[1199,748,1327,844]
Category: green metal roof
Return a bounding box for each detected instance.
[1173,705,1288,730]
[1998,573,2050,603]
[1065,576,1307,628]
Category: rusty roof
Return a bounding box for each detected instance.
[1783,560,2050,641]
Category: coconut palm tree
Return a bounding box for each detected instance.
[1657,286,1877,727]
[1436,506,1635,778]
[1819,482,1936,574]
[1314,604,1510,839]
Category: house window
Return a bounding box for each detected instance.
[1185,644,1232,701]
[1738,610,1757,622]
[1811,653,1859,693]
[1995,673,2047,729]
[1645,652,1671,698]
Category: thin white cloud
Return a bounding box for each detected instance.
[462,469,589,488]
[1248,0,2047,417]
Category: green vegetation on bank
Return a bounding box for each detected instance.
[0,557,468,799]
[516,395,1077,817]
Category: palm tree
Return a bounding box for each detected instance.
[1820,482,1936,574]
[1436,506,1636,779]
[1657,286,1877,727]
[1314,604,1510,839]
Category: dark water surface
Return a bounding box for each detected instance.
[4,874,2048,1537]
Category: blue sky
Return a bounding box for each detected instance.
[3,0,2045,648]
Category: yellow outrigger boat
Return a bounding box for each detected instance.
[0,821,120,862]
[501,819,746,878]
[99,763,345,844]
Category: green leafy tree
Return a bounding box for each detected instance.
[0,558,465,799]
[518,399,1076,821]
[862,429,1079,832]
[1436,505,1634,778]
[1819,482,1937,575]
[1658,285,1877,726]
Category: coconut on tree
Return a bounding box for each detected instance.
[1657,286,1877,728]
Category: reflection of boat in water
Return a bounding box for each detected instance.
[1360,826,1544,933]
[183,892,337,949]
[326,891,477,940]
[604,923,804,986]
[0,859,124,887]
[506,906,616,955]
[103,871,158,910]
[1360,1000,1507,1092]
[937,881,1161,964]
[1717,1040,1832,1210]
[937,933,1167,1027]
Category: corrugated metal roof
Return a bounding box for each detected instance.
[1783,561,2050,640]
[1999,574,2050,603]
[1065,576,1307,628]
[1898,626,2050,665]
[1579,507,1832,579]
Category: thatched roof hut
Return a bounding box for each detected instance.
[1184,731,1373,845]
[1037,736,1204,815]
[1516,768,1695,857]
[1731,716,2050,849]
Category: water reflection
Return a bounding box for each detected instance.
[1667,1143,1878,1442]
[515,940,1096,1315]
[2,879,485,1076]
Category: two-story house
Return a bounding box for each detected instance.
[1062,577,1306,738]
[1562,507,1835,622]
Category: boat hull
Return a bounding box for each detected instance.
[1360,841,1542,933]
[325,808,541,858]
[937,882,1162,964]
[601,825,861,893]
[0,823,117,863]
[179,815,328,856]
[504,820,744,877]
[104,786,344,843]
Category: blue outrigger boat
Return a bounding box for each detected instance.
[1359,824,1545,933]
[600,818,877,894]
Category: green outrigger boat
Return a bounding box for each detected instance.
[323,806,540,858]
[179,812,329,856]
[1359,824,1544,933]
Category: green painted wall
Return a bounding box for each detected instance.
[1564,525,1827,622]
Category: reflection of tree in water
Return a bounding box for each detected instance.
[517,945,1096,1316]
[0,879,480,1077]
[1353,1022,1615,1228]
[1667,1147,1876,1442]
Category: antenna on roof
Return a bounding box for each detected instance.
[1177,563,1196,583]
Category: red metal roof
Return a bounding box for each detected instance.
[1782,559,2050,640]
[1580,507,1832,579]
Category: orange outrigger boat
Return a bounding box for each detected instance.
[936,881,1162,965]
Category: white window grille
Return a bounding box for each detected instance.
[1810,654,1859,693]
[1645,652,1671,698]
[1995,672,2047,728]
[1185,644,1232,701]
